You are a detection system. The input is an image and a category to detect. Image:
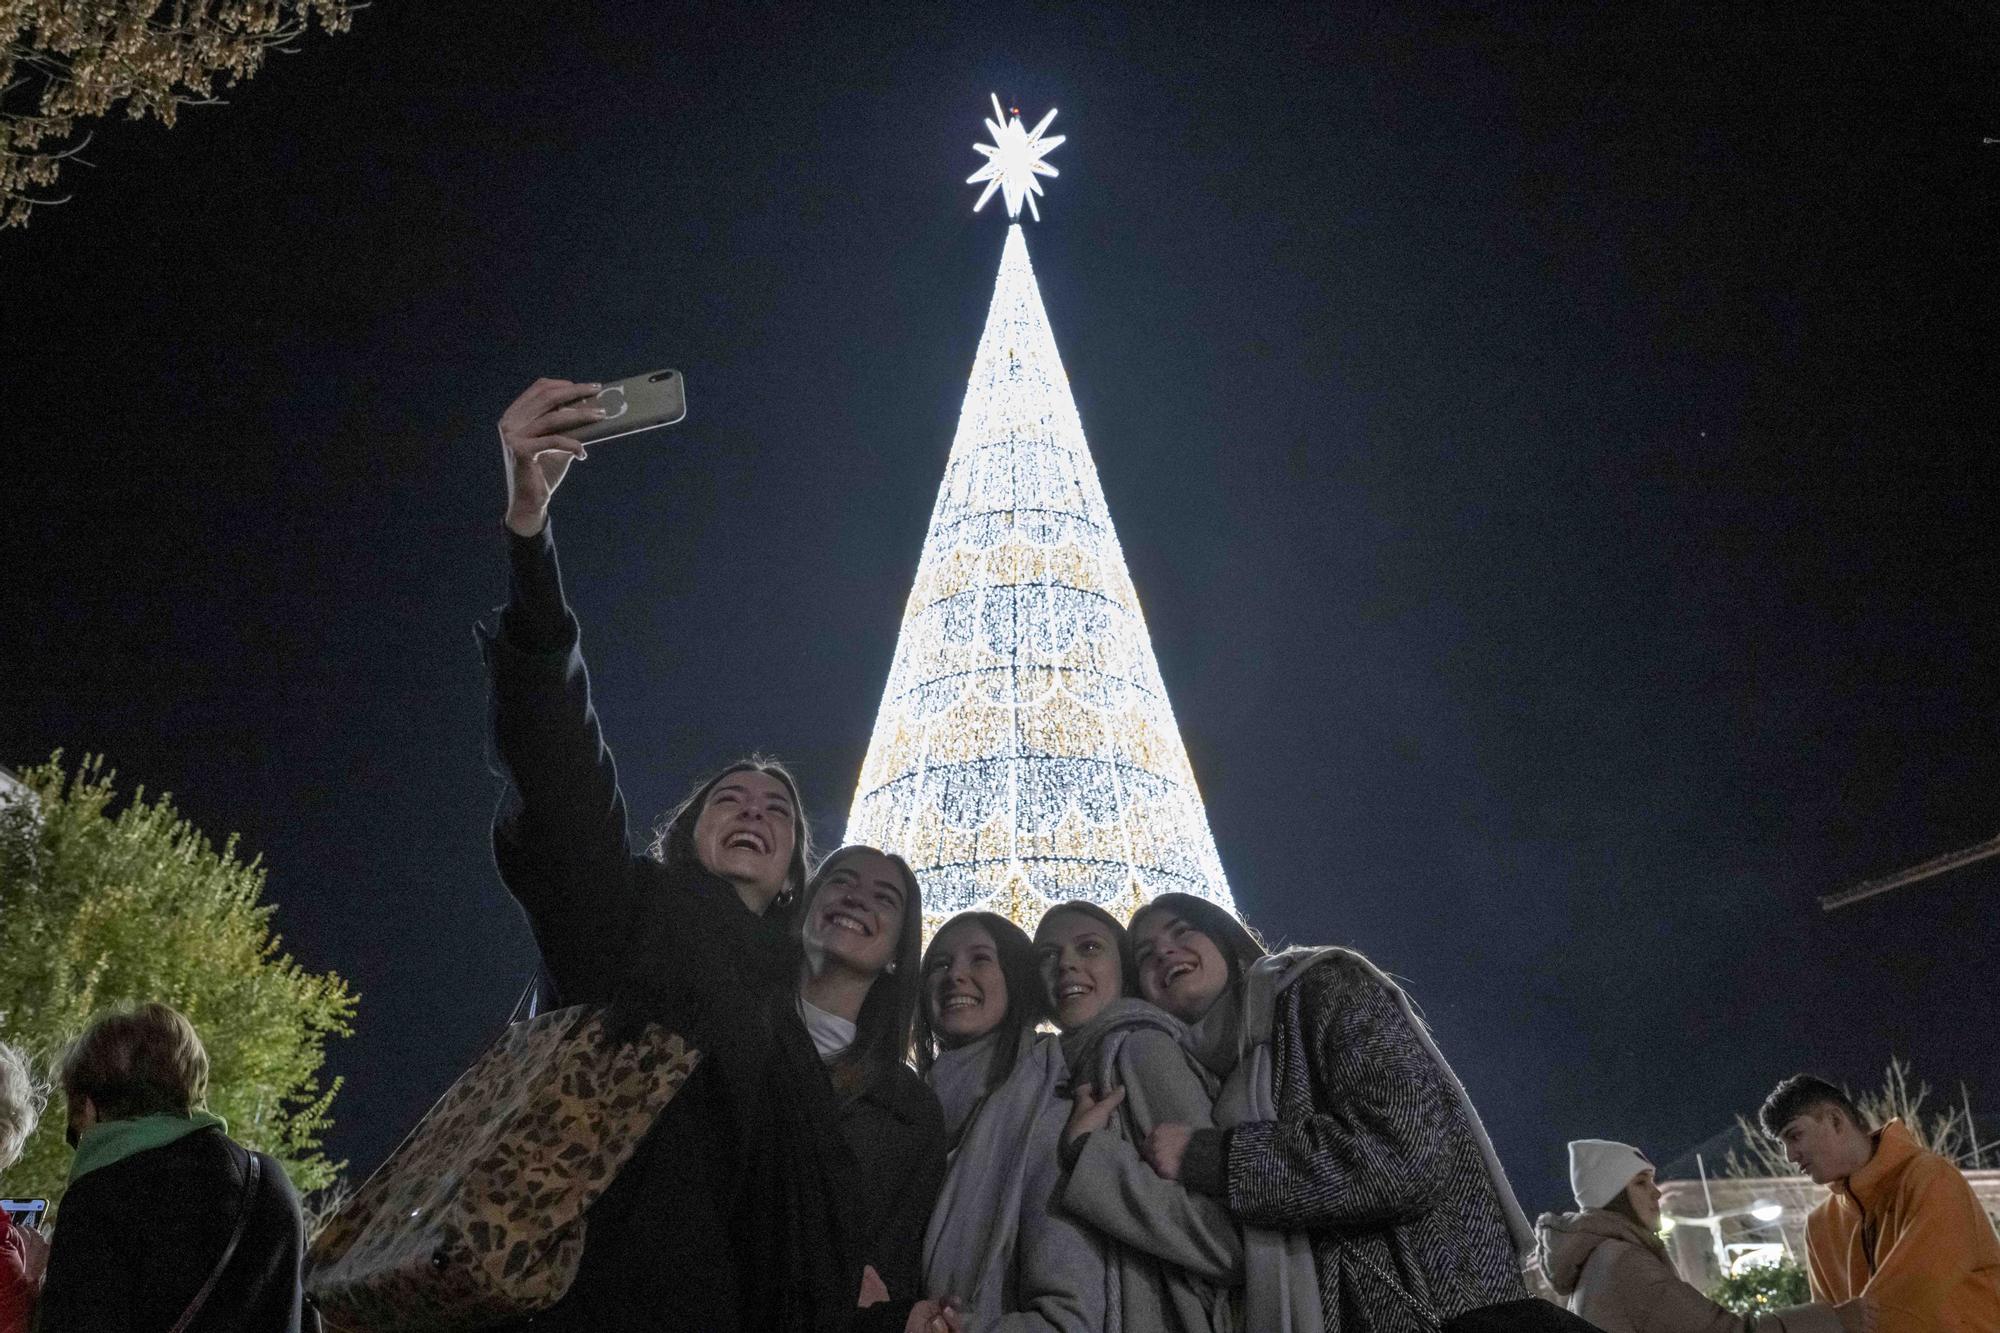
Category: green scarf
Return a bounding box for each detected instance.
[68,1110,227,1186]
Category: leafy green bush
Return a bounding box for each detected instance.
[1709,1256,1810,1313]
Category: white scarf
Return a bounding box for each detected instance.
[920,1031,1070,1315]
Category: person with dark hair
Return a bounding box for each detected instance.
[483,379,954,1333]
[1069,892,1540,1333]
[1537,1139,1866,1333]
[1760,1073,2000,1333]
[35,1002,306,1333]
[917,911,1105,1328]
[912,912,1046,1093]
[1040,901,1239,1332]
[793,847,945,1305]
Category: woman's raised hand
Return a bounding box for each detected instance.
[1063,1081,1126,1149]
[499,378,605,535]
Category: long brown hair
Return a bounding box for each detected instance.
[797,845,924,1101]
[913,911,1047,1091]
[649,755,813,913]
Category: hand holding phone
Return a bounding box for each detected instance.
[498,370,689,535]
[569,369,687,445]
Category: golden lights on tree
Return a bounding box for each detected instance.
[846,124,1237,937]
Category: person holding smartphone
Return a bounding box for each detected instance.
[482,379,955,1333]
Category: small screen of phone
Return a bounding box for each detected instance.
[1,1198,48,1231]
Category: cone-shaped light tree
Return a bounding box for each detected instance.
[845,98,1237,937]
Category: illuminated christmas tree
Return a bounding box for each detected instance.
[845,98,1237,936]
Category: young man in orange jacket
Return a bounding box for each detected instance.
[1762,1075,2000,1333]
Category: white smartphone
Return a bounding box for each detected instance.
[570,369,688,444]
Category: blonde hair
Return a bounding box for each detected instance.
[0,1042,45,1171]
[61,1002,209,1121]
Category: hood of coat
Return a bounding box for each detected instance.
[1535,1208,1668,1296]
[1842,1117,1921,1213]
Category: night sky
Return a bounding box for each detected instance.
[5,3,1996,1216]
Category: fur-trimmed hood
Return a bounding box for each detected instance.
[1535,1207,1667,1296]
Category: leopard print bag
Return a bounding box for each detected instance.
[306,1004,699,1332]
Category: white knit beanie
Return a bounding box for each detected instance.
[1568,1139,1653,1210]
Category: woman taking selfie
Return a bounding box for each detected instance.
[482,378,953,1333]
[1069,892,1537,1333]
[1038,901,1240,1333]
[916,912,1103,1329]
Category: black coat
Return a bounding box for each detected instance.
[481,525,911,1333]
[837,1064,946,1303]
[37,1125,303,1333]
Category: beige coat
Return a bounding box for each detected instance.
[1537,1209,1840,1333]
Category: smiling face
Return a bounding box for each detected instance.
[1621,1167,1663,1230]
[1037,910,1123,1031]
[691,769,798,904]
[926,919,1008,1047]
[802,848,907,978]
[1132,911,1231,1022]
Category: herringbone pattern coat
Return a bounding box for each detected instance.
[1225,956,1527,1332]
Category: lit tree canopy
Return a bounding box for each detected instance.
[1,0,353,228]
[846,219,1237,938]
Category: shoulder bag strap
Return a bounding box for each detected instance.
[168,1152,262,1333]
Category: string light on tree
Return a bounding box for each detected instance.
[846,97,1238,938]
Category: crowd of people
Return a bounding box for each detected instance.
[0,379,1994,1332]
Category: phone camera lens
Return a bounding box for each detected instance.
[648,371,676,383]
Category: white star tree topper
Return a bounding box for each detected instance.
[967,93,1064,220]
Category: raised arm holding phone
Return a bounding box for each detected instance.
[481,378,956,1333]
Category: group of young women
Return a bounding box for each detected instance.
[483,379,1546,1333]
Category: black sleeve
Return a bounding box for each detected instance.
[34,1175,137,1333]
[868,1080,948,1303]
[478,521,645,1005]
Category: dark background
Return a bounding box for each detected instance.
[4,2,1996,1215]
